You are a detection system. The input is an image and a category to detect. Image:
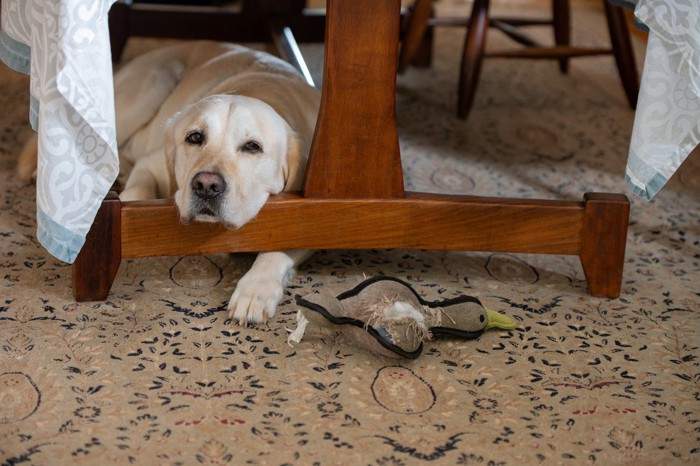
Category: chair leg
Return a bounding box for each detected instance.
[552,0,571,73]
[602,0,639,109]
[398,0,433,73]
[412,23,435,68]
[108,2,130,63]
[458,0,489,119]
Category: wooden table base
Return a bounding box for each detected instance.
[72,0,631,302]
[73,191,629,302]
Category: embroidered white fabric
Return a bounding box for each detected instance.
[626,0,700,200]
[0,0,117,263]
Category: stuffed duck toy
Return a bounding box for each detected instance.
[288,276,516,359]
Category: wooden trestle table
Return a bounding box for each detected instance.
[72,0,630,302]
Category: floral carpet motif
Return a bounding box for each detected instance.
[1,1,698,464]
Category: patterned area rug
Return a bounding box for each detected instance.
[1,1,699,464]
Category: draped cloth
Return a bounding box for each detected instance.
[623,0,700,200]
[1,0,117,263]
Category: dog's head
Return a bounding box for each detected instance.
[164,95,303,228]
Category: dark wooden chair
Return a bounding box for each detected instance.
[399,0,639,119]
[108,0,327,81]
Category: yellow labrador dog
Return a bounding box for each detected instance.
[19,41,320,325]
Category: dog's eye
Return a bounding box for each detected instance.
[186,131,204,145]
[241,140,262,154]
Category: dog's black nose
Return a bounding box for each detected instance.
[191,171,226,200]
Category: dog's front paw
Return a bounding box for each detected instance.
[227,271,284,326]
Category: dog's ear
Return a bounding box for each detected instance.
[282,132,305,192]
[163,120,179,198]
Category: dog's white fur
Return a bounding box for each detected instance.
[19,41,320,325]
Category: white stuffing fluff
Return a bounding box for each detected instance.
[286,310,309,346]
[383,301,425,325]
[287,300,428,348]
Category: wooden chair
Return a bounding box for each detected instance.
[108,0,327,76]
[399,0,639,119]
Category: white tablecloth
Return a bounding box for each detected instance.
[0,0,697,264]
[1,0,117,263]
[624,0,700,200]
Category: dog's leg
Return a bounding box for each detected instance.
[228,250,312,325]
[16,133,39,184]
[119,149,167,201]
[114,54,185,149]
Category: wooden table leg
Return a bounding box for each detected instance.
[580,193,630,298]
[72,0,630,302]
[304,0,404,198]
[72,192,122,302]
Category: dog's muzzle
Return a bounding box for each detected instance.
[189,171,226,220]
